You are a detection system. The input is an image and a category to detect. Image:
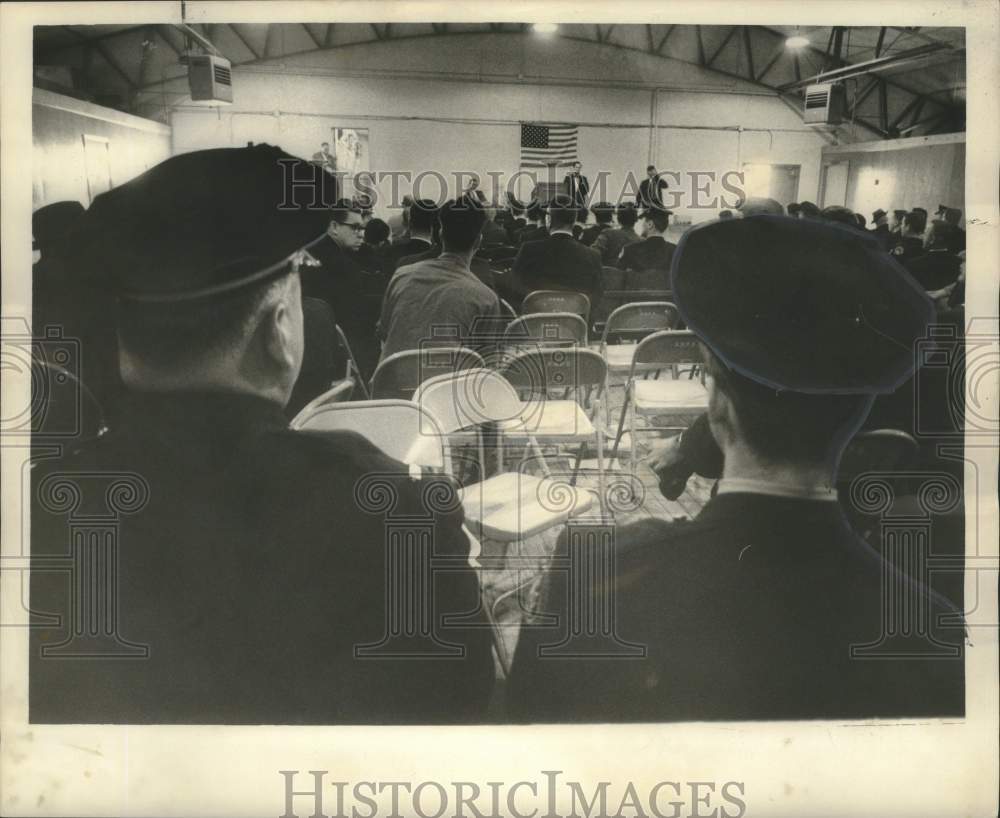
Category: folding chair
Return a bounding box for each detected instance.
[497,347,608,490]
[415,368,596,674]
[502,313,588,351]
[290,398,448,473]
[595,301,682,430]
[291,398,503,671]
[592,266,627,329]
[521,290,591,322]
[334,324,370,399]
[838,429,920,487]
[414,368,597,541]
[288,380,356,423]
[610,330,708,475]
[370,346,485,400]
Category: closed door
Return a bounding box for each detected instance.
[821,161,850,207]
[82,135,112,205]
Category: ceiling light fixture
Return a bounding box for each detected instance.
[533,22,558,35]
[786,34,810,49]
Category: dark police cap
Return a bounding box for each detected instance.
[79,144,334,302]
[33,201,85,248]
[670,215,935,394]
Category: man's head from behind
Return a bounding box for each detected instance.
[118,270,305,406]
[328,199,365,250]
[646,164,658,179]
[526,200,546,225]
[409,198,439,239]
[641,206,671,235]
[904,210,927,236]
[671,215,935,480]
[547,194,578,232]
[591,202,614,225]
[439,197,488,255]
[76,144,332,409]
[616,203,638,229]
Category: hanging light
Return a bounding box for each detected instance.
[786,32,810,49]
[533,22,558,35]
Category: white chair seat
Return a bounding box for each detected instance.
[460,472,594,541]
[499,400,595,441]
[633,379,708,415]
[604,344,638,372]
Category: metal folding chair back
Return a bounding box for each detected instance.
[334,324,370,399]
[503,313,588,348]
[370,346,485,400]
[291,399,447,471]
[838,429,920,486]
[522,290,591,321]
[601,301,681,345]
[290,380,355,422]
[499,347,607,399]
[630,329,702,373]
[414,368,525,435]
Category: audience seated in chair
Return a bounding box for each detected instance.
[618,205,676,275]
[377,196,501,362]
[506,194,603,311]
[580,201,614,247]
[592,203,641,264]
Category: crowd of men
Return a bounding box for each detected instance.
[29,145,966,725]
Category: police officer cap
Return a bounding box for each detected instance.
[33,201,85,249]
[670,215,935,394]
[79,145,334,302]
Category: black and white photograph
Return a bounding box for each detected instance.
[1,1,997,816]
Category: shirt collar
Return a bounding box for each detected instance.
[715,477,839,502]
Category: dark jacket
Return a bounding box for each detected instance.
[509,492,965,722]
[637,176,668,208]
[563,173,590,206]
[891,236,926,264]
[507,232,603,309]
[580,223,610,247]
[30,391,494,724]
[592,226,641,265]
[618,235,677,272]
[389,237,435,274]
[905,251,962,292]
[516,224,548,245]
[870,223,894,252]
[300,236,382,380]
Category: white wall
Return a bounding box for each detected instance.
[33,89,172,210]
[170,33,827,223]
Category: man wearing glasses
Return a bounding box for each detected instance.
[300,199,380,378]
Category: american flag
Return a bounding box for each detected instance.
[520,123,579,168]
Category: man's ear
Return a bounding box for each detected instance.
[705,375,738,448]
[260,279,301,376]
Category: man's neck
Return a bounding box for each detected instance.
[438,248,474,268]
[720,446,835,494]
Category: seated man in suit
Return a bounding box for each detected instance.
[378,197,501,361]
[580,201,614,246]
[389,198,437,273]
[618,205,677,279]
[300,199,381,380]
[516,201,548,245]
[892,210,928,263]
[509,215,965,723]
[592,203,641,264]
[506,194,603,309]
[905,220,963,291]
[30,145,494,725]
